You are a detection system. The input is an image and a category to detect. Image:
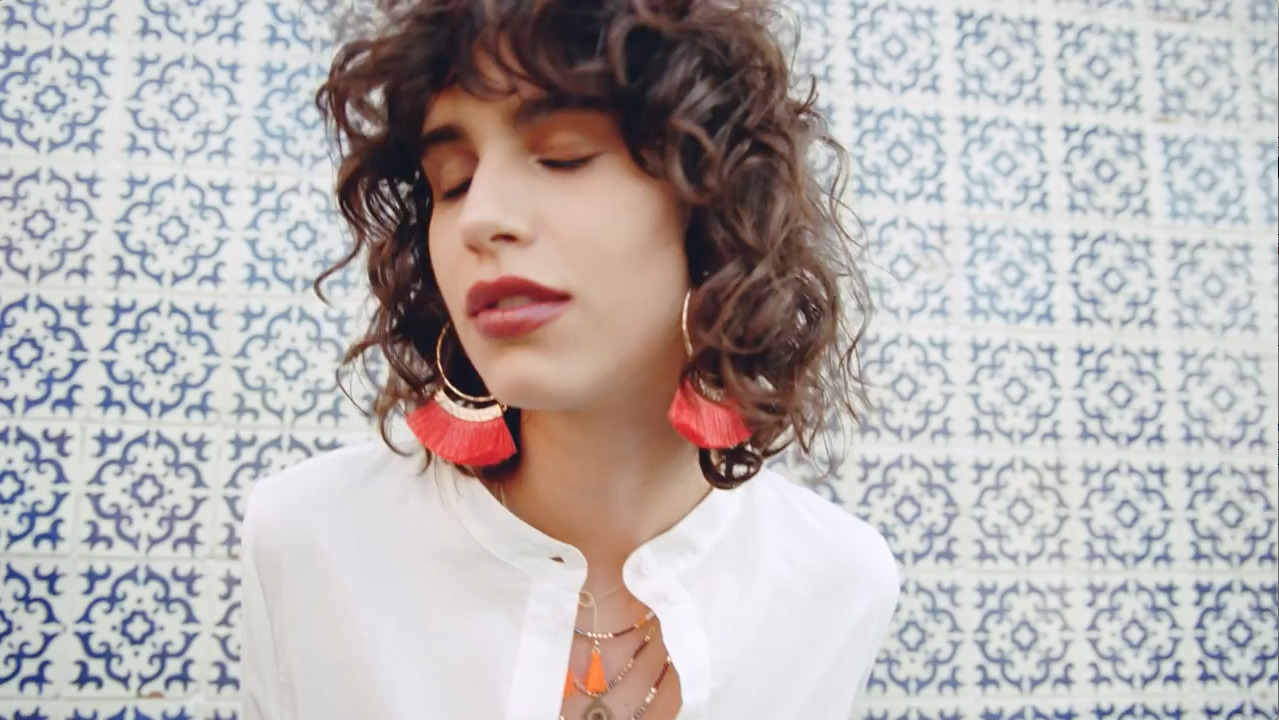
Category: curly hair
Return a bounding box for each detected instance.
[313,0,871,489]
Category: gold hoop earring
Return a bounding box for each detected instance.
[404,322,516,465]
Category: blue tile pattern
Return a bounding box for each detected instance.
[0,0,1276,718]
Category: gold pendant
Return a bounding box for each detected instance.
[582,697,612,720]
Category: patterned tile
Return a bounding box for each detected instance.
[1062,123,1150,219]
[1056,20,1141,116]
[955,11,1045,107]
[1154,30,1241,125]
[1,422,79,555]
[1067,229,1157,330]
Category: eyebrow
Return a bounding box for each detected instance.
[419,93,608,160]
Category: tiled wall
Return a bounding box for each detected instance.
[1,0,1276,719]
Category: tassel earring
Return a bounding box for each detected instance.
[405,322,516,466]
[666,290,751,449]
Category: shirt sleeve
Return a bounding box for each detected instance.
[241,487,285,720]
[848,536,902,711]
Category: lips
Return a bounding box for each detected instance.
[465,276,570,315]
[465,275,571,339]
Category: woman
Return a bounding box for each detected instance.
[240,0,899,718]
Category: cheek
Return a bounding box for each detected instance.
[426,220,467,318]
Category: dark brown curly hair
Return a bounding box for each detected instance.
[313,0,871,489]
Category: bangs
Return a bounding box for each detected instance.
[370,0,648,152]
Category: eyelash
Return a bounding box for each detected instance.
[439,155,597,201]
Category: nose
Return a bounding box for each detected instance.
[456,155,533,255]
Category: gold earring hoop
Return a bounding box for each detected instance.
[679,289,730,403]
[680,289,694,356]
[433,321,506,418]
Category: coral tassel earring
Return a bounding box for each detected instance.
[667,290,751,449]
[406,389,515,466]
[405,321,516,467]
[667,379,751,449]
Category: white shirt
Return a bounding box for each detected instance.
[241,441,899,720]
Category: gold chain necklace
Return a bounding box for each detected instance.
[493,481,675,720]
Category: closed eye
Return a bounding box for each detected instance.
[539,155,596,171]
[439,155,598,202]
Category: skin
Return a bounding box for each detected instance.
[420,56,701,717]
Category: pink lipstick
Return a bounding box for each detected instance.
[465,276,571,339]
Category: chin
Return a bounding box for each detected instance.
[478,356,585,412]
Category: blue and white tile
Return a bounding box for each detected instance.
[1183,462,1277,569]
[258,0,339,56]
[860,211,956,324]
[0,292,94,420]
[121,49,245,168]
[61,560,207,699]
[1082,578,1182,690]
[863,577,965,696]
[1159,130,1248,228]
[83,294,225,423]
[965,335,1064,445]
[847,449,963,568]
[954,9,1046,108]
[857,331,959,444]
[134,0,250,49]
[249,56,330,173]
[0,421,81,556]
[236,173,352,296]
[1246,0,1279,25]
[198,559,242,704]
[968,455,1080,569]
[1065,227,1158,330]
[1073,341,1167,448]
[958,116,1050,215]
[0,158,103,287]
[968,578,1080,695]
[0,0,119,41]
[1054,18,1142,116]
[103,168,248,291]
[1175,348,1267,451]
[1154,28,1241,125]
[0,559,72,699]
[850,106,947,206]
[0,36,116,159]
[1061,122,1151,220]
[1146,0,1236,21]
[1168,236,1259,337]
[75,425,216,559]
[1186,578,1278,693]
[1246,33,1278,125]
[1254,138,1278,229]
[963,221,1055,325]
[848,1,943,98]
[1079,459,1178,568]
[223,299,363,429]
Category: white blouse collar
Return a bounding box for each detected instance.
[438,461,745,584]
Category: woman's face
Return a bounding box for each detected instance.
[421,75,690,412]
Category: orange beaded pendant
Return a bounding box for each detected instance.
[585,644,608,694]
[563,670,576,698]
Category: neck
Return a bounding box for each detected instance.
[494,388,710,590]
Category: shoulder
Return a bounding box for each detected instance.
[242,440,427,557]
[743,466,901,618]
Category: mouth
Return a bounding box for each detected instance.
[465,275,572,339]
[465,275,571,316]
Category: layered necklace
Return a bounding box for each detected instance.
[495,482,674,720]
